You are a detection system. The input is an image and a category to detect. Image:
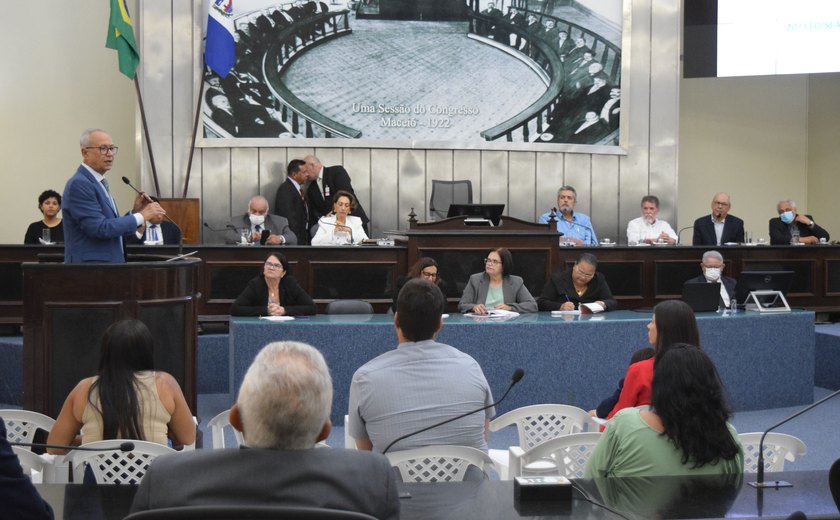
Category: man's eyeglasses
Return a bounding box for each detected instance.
[265,261,283,269]
[712,200,730,207]
[420,270,438,279]
[484,258,501,265]
[84,145,119,155]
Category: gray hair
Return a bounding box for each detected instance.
[778,199,796,209]
[702,250,724,264]
[80,128,106,147]
[557,185,577,200]
[248,195,269,212]
[237,341,333,450]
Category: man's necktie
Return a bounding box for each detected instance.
[101,178,118,214]
[150,224,159,242]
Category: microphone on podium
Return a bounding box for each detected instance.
[382,368,525,454]
[10,440,135,452]
[749,386,840,488]
[122,177,184,256]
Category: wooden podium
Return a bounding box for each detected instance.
[22,256,201,417]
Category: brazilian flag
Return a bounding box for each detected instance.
[106,0,139,79]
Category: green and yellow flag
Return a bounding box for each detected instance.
[106,0,139,79]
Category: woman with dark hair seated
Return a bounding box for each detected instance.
[537,253,617,311]
[586,345,743,477]
[47,320,196,453]
[458,247,537,314]
[24,189,64,244]
[606,299,700,419]
[231,252,316,316]
[391,257,447,312]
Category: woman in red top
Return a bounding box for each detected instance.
[606,300,700,420]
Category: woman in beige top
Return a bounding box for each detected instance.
[47,320,195,453]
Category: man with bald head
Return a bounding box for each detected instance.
[63,128,166,262]
[304,154,369,234]
[224,195,297,245]
[692,192,745,246]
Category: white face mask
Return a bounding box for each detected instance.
[704,267,721,282]
[249,214,265,227]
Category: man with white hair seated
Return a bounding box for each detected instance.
[131,341,399,519]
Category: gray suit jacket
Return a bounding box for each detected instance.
[224,213,297,245]
[130,447,399,519]
[458,272,538,313]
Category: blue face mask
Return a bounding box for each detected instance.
[780,210,795,224]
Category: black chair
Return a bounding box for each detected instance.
[830,457,840,513]
[325,299,374,315]
[429,179,473,221]
[123,505,378,519]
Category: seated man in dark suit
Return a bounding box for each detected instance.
[124,197,182,245]
[225,195,297,245]
[769,199,830,245]
[131,341,399,519]
[684,250,736,308]
[692,192,745,246]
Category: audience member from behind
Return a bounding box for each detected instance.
[0,419,54,519]
[590,347,654,419]
[131,342,399,519]
[692,192,745,246]
[538,186,597,246]
[458,248,538,314]
[626,195,677,245]
[586,345,743,477]
[392,257,446,312]
[684,250,736,308]
[47,320,195,453]
[224,195,297,245]
[538,253,616,312]
[769,199,830,245]
[311,190,369,245]
[606,300,700,420]
[24,189,64,245]
[231,253,316,316]
[63,129,166,263]
[349,279,495,454]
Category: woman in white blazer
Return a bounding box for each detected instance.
[312,190,368,246]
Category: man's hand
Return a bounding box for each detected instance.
[265,234,283,245]
[139,202,166,222]
[131,191,154,212]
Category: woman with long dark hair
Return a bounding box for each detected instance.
[586,345,743,476]
[606,299,700,419]
[47,320,195,452]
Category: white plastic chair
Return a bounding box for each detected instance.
[509,432,603,479]
[739,432,807,473]
[207,409,244,449]
[1,409,56,449]
[488,404,594,479]
[66,440,175,484]
[12,446,48,483]
[385,445,495,483]
[343,414,356,449]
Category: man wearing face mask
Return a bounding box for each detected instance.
[769,199,830,245]
[225,196,297,245]
[684,250,736,308]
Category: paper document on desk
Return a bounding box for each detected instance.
[259,316,295,322]
[464,309,520,321]
[551,310,580,316]
[551,302,604,316]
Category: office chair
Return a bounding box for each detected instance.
[429,180,473,220]
[325,299,374,314]
[829,457,840,513]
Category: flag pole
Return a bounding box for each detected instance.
[134,76,161,198]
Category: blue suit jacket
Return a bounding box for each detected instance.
[62,166,139,263]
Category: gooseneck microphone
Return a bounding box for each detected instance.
[677,225,694,245]
[552,208,594,244]
[749,386,840,488]
[122,176,183,256]
[10,441,135,452]
[381,368,525,454]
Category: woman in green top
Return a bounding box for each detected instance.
[586,345,743,477]
[457,247,538,314]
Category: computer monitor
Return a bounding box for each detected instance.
[446,204,505,226]
[735,270,795,304]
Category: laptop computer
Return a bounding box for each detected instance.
[681,282,722,312]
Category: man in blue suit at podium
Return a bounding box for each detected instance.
[62,129,166,263]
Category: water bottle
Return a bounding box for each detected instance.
[791,230,800,245]
[729,298,737,314]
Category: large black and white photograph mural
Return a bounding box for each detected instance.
[202,0,623,147]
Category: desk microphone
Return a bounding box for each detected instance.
[203,222,238,234]
[122,177,184,256]
[10,441,135,452]
[317,216,354,244]
[749,386,840,488]
[677,225,694,245]
[552,208,593,244]
[381,368,525,454]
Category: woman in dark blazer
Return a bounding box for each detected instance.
[537,252,617,311]
[231,252,316,316]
